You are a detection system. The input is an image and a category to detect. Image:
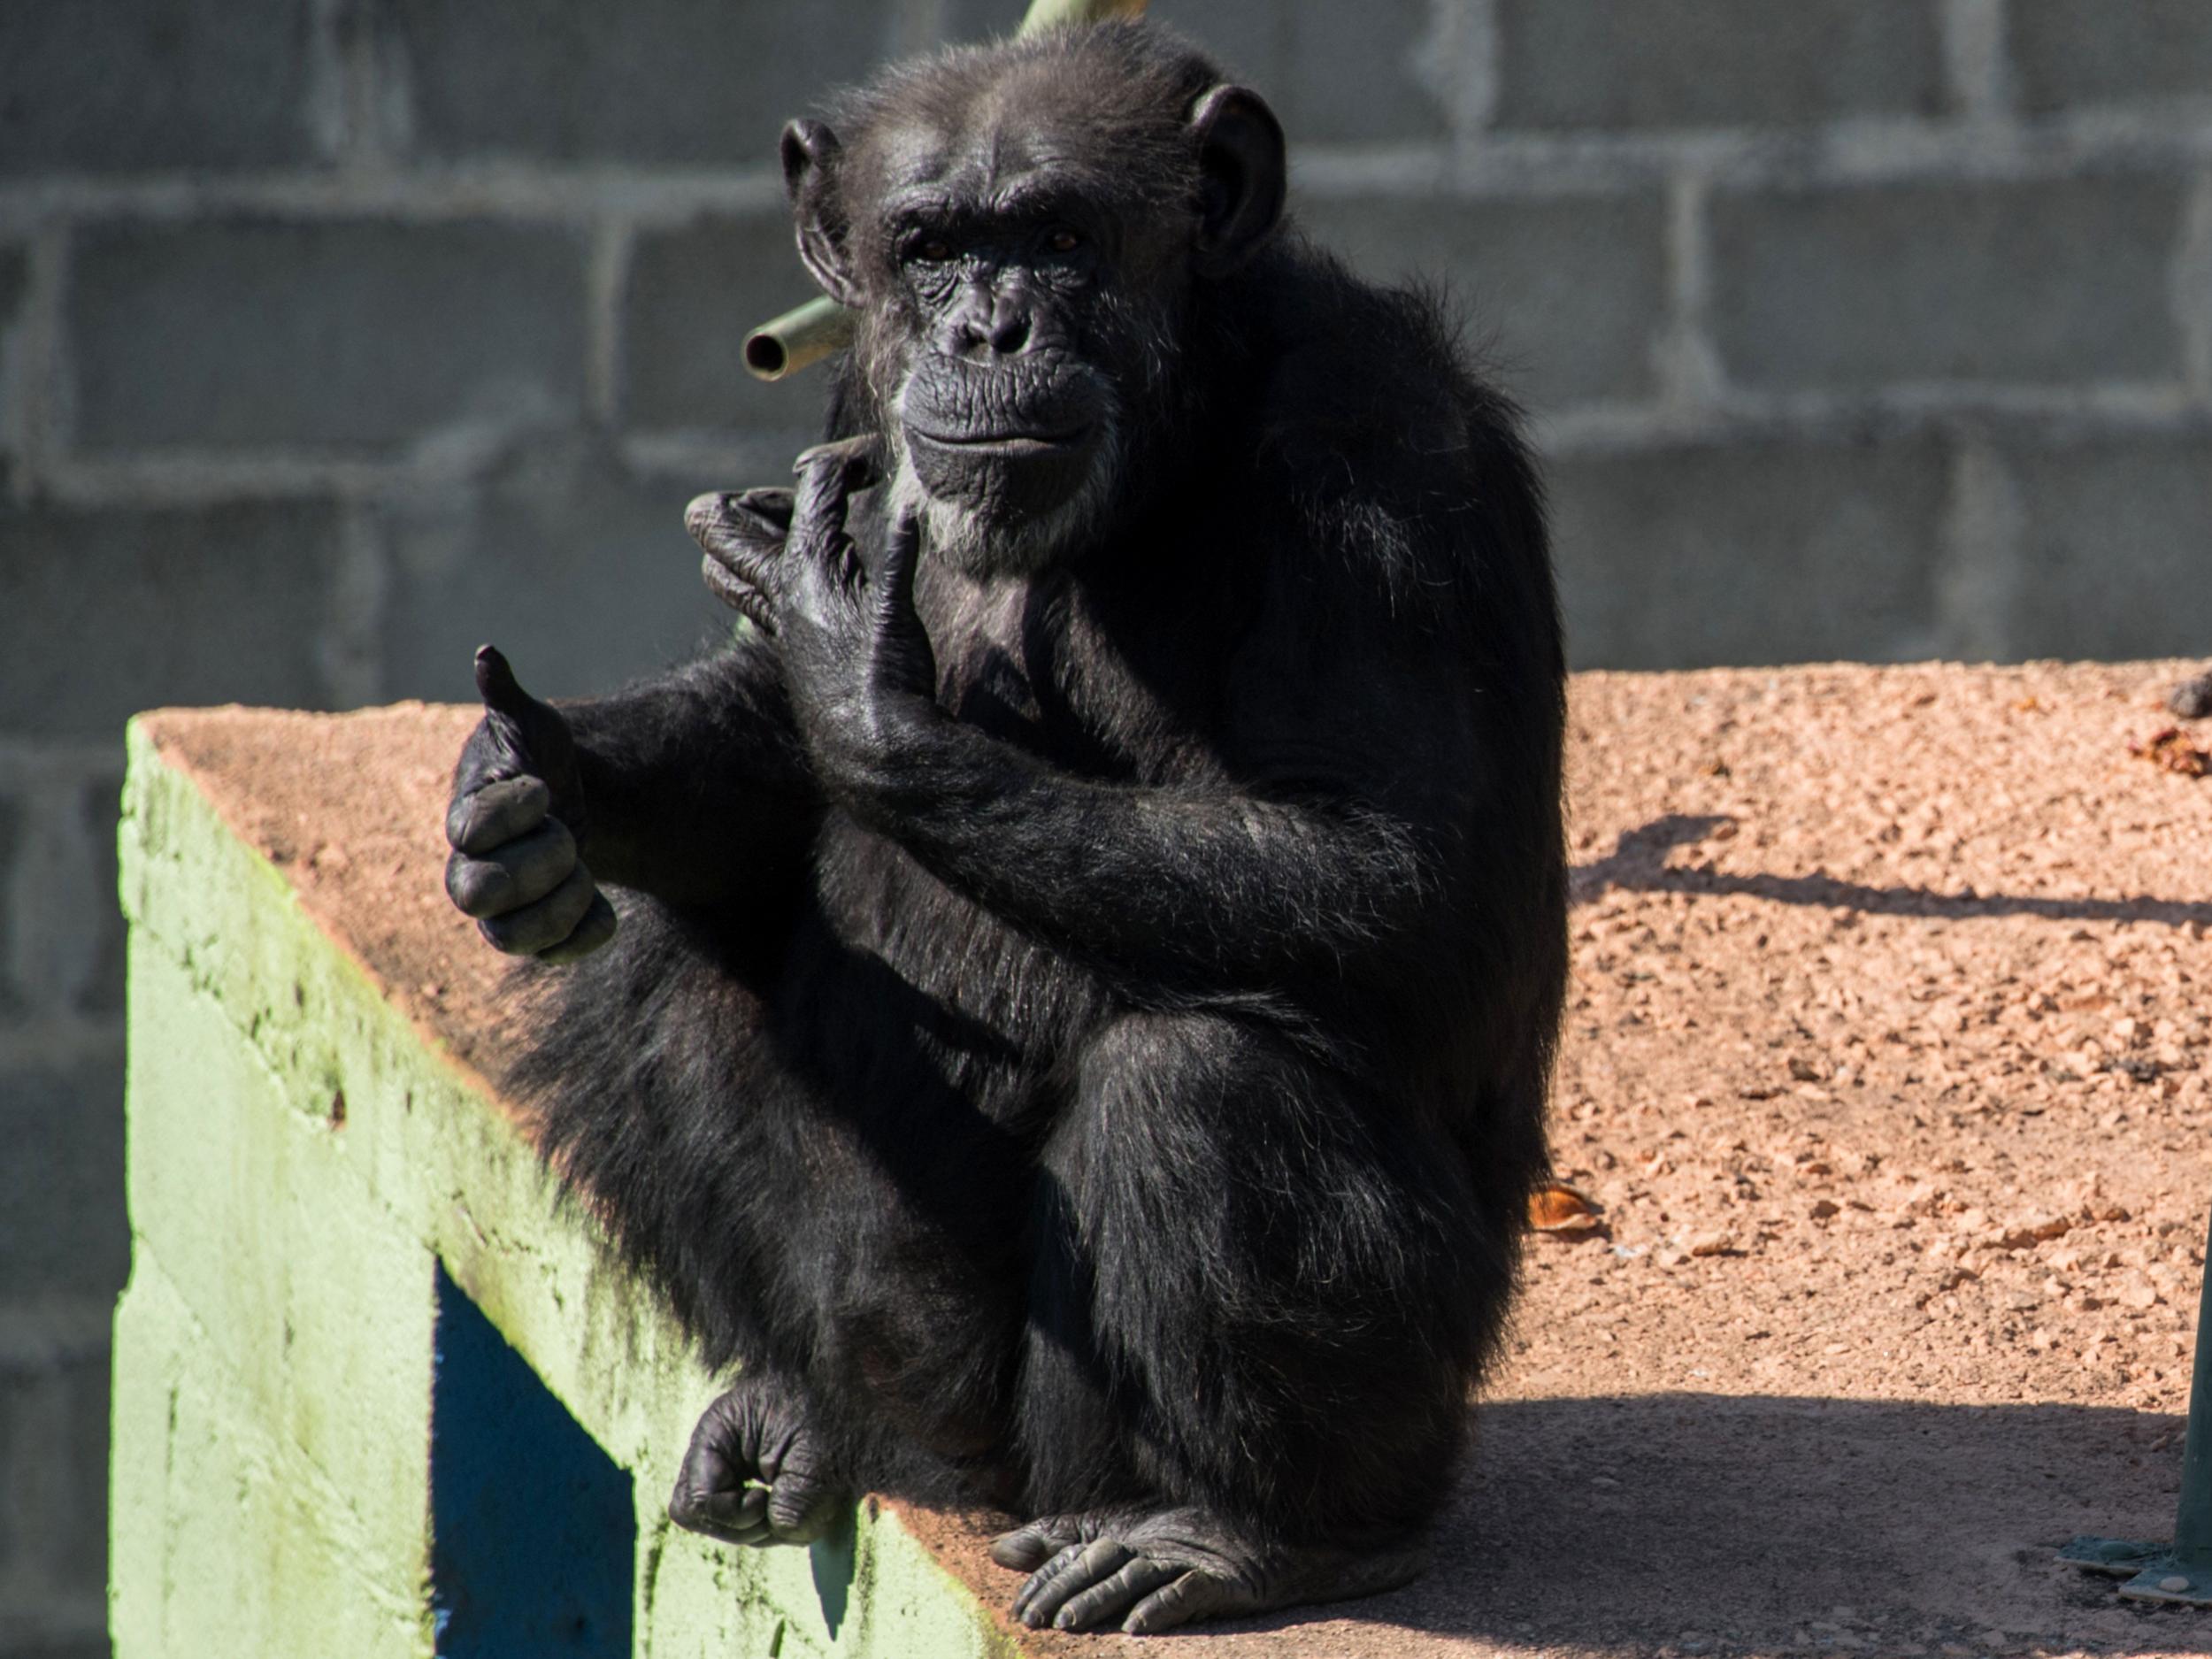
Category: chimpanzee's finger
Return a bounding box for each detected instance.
[876,508,922,626]
[538,890,618,964]
[446,775,550,853]
[990,1520,1073,1572]
[733,485,795,530]
[1016,1540,1137,1629]
[686,490,791,561]
[477,862,596,956]
[1051,1556,1186,1632]
[1120,1570,1240,1635]
[701,556,779,633]
[443,818,578,917]
[792,434,885,493]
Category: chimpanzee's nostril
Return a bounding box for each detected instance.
[990,311,1032,355]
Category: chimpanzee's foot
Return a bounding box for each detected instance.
[988,1506,1429,1634]
[667,1377,850,1548]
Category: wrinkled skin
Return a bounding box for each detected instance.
[444,21,1566,1636]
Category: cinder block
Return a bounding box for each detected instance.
[1493,0,1941,131]
[2010,0,2212,113]
[0,500,343,738]
[70,219,588,453]
[621,212,828,437]
[1550,439,1949,669]
[377,444,729,704]
[0,1056,127,1300]
[124,943,438,1578]
[0,0,316,173]
[110,1258,429,1659]
[0,1337,111,1603]
[1297,191,1668,411]
[2005,435,2212,660]
[1709,176,2185,392]
[945,0,1446,142]
[388,0,900,164]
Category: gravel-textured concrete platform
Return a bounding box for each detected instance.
[127,660,2212,1657]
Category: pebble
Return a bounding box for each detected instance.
[2168,671,2212,720]
[2161,1574,2192,1593]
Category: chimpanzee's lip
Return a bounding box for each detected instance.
[910,426,1093,456]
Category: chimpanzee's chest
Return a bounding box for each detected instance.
[796,571,1235,1102]
[918,572,1228,786]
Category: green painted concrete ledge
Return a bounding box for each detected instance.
[113,707,1028,1659]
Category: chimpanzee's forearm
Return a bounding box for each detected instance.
[844,713,1432,998]
[563,641,822,905]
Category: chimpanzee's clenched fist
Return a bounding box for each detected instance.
[443,645,618,962]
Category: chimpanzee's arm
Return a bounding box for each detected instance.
[859,731,1438,997]
[776,506,1461,999]
[446,634,820,960]
[561,637,821,902]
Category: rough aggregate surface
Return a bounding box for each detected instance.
[147,658,2212,1657]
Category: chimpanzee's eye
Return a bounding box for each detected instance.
[1046,226,1082,255]
[914,237,953,263]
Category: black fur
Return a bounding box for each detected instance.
[449,21,1565,1633]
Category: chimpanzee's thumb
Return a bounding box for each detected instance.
[473,644,534,719]
[471,645,582,821]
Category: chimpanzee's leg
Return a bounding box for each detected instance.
[997,1011,1520,1634]
[509,901,1034,1540]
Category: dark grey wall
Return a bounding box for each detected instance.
[4,2,2211,1651]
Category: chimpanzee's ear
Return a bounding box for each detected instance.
[780,119,863,307]
[1189,85,1286,277]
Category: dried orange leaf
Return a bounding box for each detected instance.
[2130,726,2210,778]
[1527,1181,1603,1233]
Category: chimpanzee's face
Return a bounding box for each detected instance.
[780,56,1285,577]
[857,118,1157,572]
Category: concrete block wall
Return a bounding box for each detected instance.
[2,3,2209,1650]
[111,718,1018,1658]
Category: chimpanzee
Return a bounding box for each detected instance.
[442,21,1565,1635]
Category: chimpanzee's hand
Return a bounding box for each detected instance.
[444,645,618,963]
[686,487,795,634]
[774,438,941,795]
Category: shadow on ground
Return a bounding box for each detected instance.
[1573,814,2212,930]
[1202,1393,2201,1655]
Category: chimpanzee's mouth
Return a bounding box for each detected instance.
[903,419,1103,520]
[910,426,1093,456]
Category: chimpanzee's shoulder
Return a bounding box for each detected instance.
[1235,230,1532,509]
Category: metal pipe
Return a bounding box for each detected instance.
[742,296,856,382]
[741,0,1151,382]
[2174,1202,2212,1563]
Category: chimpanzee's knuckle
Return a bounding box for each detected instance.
[448,773,550,853]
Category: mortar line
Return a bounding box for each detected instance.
[1931,434,2028,664]
[1939,0,2016,124]
[1424,0,1498,169]
[14,224,71,491]
[303,0,356,167]
[0,1015,122,1071]
[0,738,127,780]
[318,504,390,709]
[5,105,2212,235]
[5,772,113,1016]
[1656,170,1723,415]
[2172,169,2212,400]
[585,216,631,428]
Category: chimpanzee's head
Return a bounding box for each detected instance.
[780,24,1286,576]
